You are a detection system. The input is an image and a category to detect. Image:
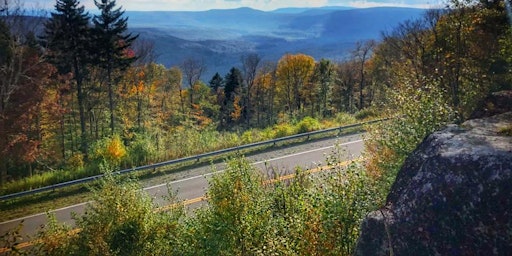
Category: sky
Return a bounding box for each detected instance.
[21,0,442,12]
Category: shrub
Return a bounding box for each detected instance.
[65,152,85,171]
[127,133,159,166]
[334,112,357,125]
[365,80,455,193]
[241,130,254,144]
[295,116,321,134]
[35,170,184,255]
[90,134,127,168]
[184,158,272,255]
[272,123,294,138]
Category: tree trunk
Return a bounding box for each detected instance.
[74,57,88,159]
[108,65,115,135]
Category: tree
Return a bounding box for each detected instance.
[92,0,138,135]
[181,57,205,108]
[0,21,58,183]
[313,59,335,117]
[241,53,261,124]
[223,67,243,125]
[209,72,223,92]
[352,40,375,110]
[276,53,316,117]
[333,60,357,113]
[252,61,277,126]
[43,0,91,157]
[434,0,509,118]
[132,38,156,66]
[167,66,185,117]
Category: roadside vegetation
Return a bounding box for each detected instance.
[0,0,384,196]
[1,0,511,254]
[2,155,379,256]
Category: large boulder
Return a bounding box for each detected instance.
[355,112,512,255]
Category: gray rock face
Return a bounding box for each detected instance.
[355,112,512,256]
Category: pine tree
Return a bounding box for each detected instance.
[43,0,91,157]
[223,67,243,125]
[92,0,138,135]
[224,67,243,101]
[209,72,223,92]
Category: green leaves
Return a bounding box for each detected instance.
[32,154,379,255]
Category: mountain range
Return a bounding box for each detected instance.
[126,7,428,80]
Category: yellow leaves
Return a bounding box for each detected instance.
[107,135,126,162]
[275,53,316,112]
[91,134,127,167]
[128,80,145,95]
[191,104,212,128]
[230,95,242,121]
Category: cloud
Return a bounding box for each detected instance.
[23,0,439,12]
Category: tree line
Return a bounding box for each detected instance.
[0,0,510,186]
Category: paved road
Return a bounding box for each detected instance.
[0,133,364,243]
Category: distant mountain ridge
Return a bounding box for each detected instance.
[126,7,428,80]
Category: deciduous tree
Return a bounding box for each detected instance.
[241,53,261,124]
[43,0,91,157]
[276,53,315,117]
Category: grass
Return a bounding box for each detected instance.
[0,127,366,222]
[0,112,382,221]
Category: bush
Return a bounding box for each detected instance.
[90,134,127,169]
[185,158,271,255]
[272,123,294,138]
[127,133,159,166]
[295,116,321,134]
[365,80,455,193]
[334,112,357,125]
[35,170,184,255]
[29,153,382,256]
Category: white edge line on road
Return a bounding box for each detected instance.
[1,139,363,225]
[0,202,90,225]
[145,139,363,190]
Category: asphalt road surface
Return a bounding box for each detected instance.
[0,133,364,246]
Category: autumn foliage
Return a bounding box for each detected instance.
[0,0,510,199]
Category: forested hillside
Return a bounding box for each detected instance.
[128,7,426,79]
[1,0,511,254]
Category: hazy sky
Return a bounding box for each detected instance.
[22,0,442,12]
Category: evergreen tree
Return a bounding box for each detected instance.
[0,19,11,66]
[209,72,223,92]
[223,67,244,125]
[224,67,243,101]
[43,0,91,157]
[92,0,138,135]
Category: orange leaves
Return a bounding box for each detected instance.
[106,135,126,162]
[91,135,127,167]
[230,95,243,122]
[191,104,212,128]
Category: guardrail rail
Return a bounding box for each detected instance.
[0,118,387,201]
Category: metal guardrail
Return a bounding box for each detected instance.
[0,118,386,201]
